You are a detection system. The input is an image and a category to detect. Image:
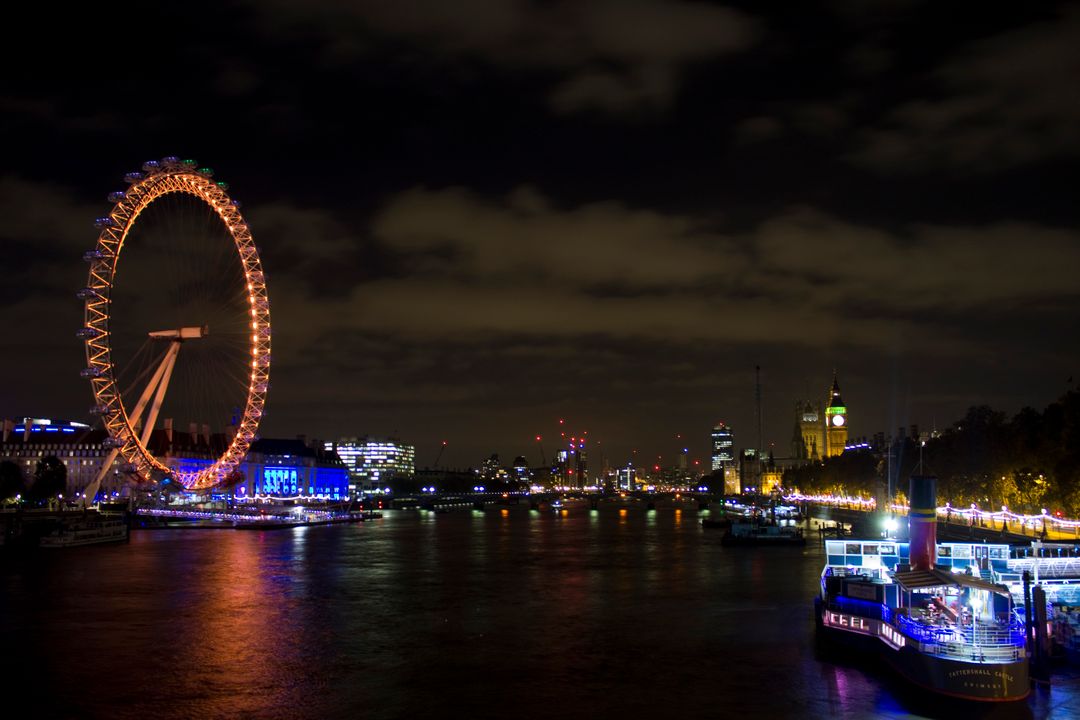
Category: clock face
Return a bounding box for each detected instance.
[831,414,846,427]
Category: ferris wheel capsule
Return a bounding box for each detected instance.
[124,171,144,184]
[76,288,102,301]
[142,160,161,173]
[107,191,126,203]
[83,249,112,262]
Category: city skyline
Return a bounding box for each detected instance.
[4,2,1080,468]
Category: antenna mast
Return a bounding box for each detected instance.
[755,365,764,456]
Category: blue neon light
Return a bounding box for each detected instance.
[830,595,892,623]
[262,466,299,495]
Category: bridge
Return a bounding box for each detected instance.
[389,489,720,513]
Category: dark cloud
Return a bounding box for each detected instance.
[248,0,758,114]
[853,7,1080,172]
[846,42,894,76]
[3,1,1080,465]
[734,115,784,144]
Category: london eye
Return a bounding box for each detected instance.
[79,157,271,493]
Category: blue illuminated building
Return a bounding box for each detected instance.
[158,435,350,500]
[2,417,350,501]
[240,438,350,500]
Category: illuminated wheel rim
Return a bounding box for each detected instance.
[81,158,270,491]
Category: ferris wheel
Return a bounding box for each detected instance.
[79,157,271,494]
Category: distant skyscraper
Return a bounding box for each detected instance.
[511,456,530,483]
[824,375,848,457]
[326,436,415,489]
[739,448,761,493]
[710,422,735,471]
[554,437,588,488]
[481,453,501,480]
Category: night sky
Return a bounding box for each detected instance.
[3,1,1079,470]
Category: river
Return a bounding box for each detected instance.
[3,501,1078,719]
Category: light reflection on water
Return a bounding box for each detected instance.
[2,503,1078,719]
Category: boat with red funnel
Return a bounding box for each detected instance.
[815,475,1029,702]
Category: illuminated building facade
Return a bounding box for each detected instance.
[553,441,588,488]
[739,448,761,493]
[242,438,349,499]
[1,418,123,499]
[761,468,784,494]
[2,419,349,500]
[326,436,416,490]
[511,456,530,484]
[793,401,824,461]
[723,466,740,495]
[710,422,735,471]
[825,375,848,458]
[480,453,511,483]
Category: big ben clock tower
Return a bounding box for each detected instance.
[825,374,848,457]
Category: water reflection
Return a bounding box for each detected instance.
[2,505,1076,719]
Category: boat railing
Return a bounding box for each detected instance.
[1008,556,1080,578]
[896,615,1025,662]
[826,595,892,623]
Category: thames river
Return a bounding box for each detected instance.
[3,502,1079,719]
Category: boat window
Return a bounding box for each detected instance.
[952,545,971,558]
[938,546,952,558]
[863,544,879,555]
[879,544,895,555]
[846,543,861,554]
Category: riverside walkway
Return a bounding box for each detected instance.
[789,493,1080,543]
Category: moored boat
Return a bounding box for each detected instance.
[721,521,805,546]
[815,476,1029,702]
[37,511,129,548]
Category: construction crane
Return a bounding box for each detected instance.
[434,440,448,469]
